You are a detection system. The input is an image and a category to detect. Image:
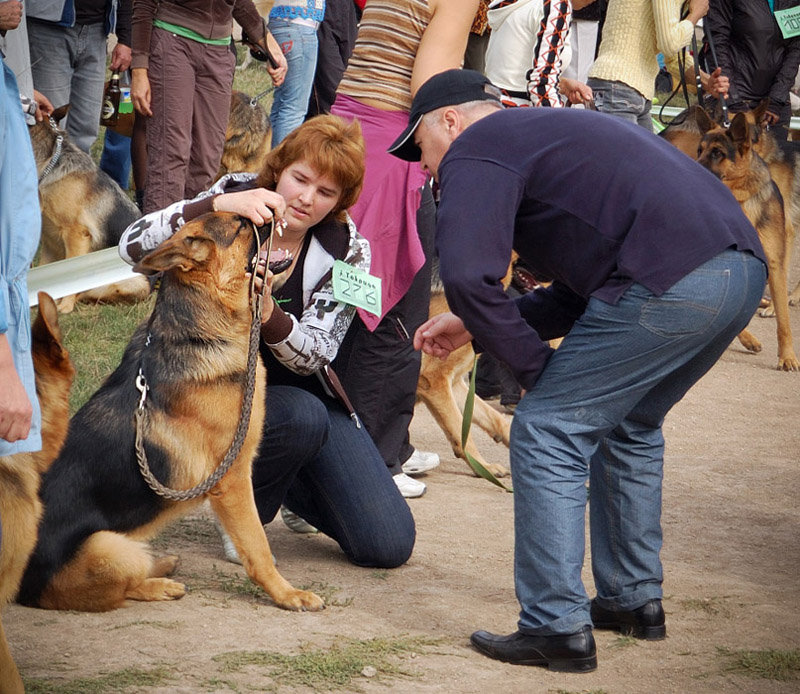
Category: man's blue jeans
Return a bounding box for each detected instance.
[268,18,319,147]
[27,20,107,153]
[510,250,766,635]
[587,78,653,132]
[251,385,416,568]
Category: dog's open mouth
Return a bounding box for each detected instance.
[267,248,293,275]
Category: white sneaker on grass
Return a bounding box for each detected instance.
[280,506,318,534]
[393,472,426,498]
[402,449,440,476]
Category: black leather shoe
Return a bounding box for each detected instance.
[469,626,597,673]
[590,598,666,640]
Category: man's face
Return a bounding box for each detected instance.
[415,113,453,182]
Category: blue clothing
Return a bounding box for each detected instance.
[99,128,132,189]
[252,386,415,567]
[435,107,765,392]
[512,250,764,634]
[0,61,42,456]
[269,17,320,146]
[587,77,654,131]
[432,106,766,636]
[270,0,326,23]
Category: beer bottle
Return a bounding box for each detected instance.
[100,72,121,127]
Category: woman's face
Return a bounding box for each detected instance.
[275,160,343,235]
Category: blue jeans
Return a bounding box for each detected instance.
[268,18,319,147]
[27,19,107,153]
[99,129,132,190]
[510,249,765,635]
[587,78,653,132]
[251,386,416,567]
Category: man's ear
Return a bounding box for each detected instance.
[442,108,461,141]
[134,235,216,274]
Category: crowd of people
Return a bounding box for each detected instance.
[2,0,795,676]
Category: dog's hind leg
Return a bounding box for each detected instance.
[789,278,800,306]
[208,473,324,612]
[0,618,25,694]
[737,328,762,354]
[56,224,94,313]
[39,531,185,612]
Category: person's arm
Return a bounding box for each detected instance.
[434,158,557,392]
[766,37,800,123]
[111,0,132,71]
[0,334,32,443]
[118,174,281,266]
[410,0,480,97]
[527,0,572,107]
[0,0,22,33]
[234,1,288,86]
[653,0,703,58]
[261,219,372,375]
[130,0,158,115]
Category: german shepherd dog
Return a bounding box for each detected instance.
[17,213,325,613]
[662,101,800,309]
[0,293,74,694]
[696,109,800,371]
[28,105,150,313]
[415,262,513,478]
[217,91,272,181]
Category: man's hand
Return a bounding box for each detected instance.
[762,109,780,127]
[702,67,729,99]
[131,68,152,116]
[110,43,132,72]
[413,311,473,361]
[687,0,709,24]
[33,90,54,121]
[0,0,22,31]
[0,335,33,443]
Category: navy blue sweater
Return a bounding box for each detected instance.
[434,107,765,391]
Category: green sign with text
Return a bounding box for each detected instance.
[775,6,800,38]
[332,261,382,316]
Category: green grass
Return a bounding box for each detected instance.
[679,595,733,617]
[717,647,800,681]
[213,635,440,691]
[23,666,172,694]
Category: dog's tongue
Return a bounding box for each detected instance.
[267,247,293,274]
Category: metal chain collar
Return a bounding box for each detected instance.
[38,116,64,183]
[134,220,273,501]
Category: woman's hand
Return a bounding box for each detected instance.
[131,68,152,116]
[413,312,473,361]
[559,77,593,105]
[213,188,287,227]
[265,32,288,87]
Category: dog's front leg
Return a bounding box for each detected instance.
[208,474,324,612]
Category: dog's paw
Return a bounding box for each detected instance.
[777,353,800,372]
[126,577,186,602]
[150,555,180,578]
[484,463,509,478]
[737,332,762,353]
[277,588,325,612]
[57,295,77,314]
[758,303,776,318]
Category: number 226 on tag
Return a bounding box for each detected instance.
[332,261,382,317]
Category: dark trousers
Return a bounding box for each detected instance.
[333,184,436,473]
[251,386,415,568]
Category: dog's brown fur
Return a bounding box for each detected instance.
[17,214,324,614]
[0,294,74,693]
[28,105,150,313]
[218,91,272,180]
[415,262,517,478]
[696,109,800,371]
[663,102,800,310]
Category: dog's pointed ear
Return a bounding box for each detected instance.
[51,104,70,123]
[134,235,216,274]
[729,112,751,152]
[695,106,715,134]
[32,293,69,361]
[751,99,770,124]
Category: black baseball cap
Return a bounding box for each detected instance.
[388,69,503,162]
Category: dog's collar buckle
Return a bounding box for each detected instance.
[136,369,149,410]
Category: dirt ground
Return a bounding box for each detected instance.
[6,282,800,693]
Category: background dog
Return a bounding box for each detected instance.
[662,102,800,310]
[218,91,273,180]
[416,261,515,478]
[17,213,324,614]
[0,293,74,693]
[696,109,799,371]
[29,105,149,313]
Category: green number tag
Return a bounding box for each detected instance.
[332,261,382,316]
[775,6,800,39]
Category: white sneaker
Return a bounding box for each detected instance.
[280,506,318,534]
[402,449,440,476]
[393,472,427,498]
[214,518,243,565]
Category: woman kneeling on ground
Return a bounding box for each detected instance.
[119,115,415,569]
